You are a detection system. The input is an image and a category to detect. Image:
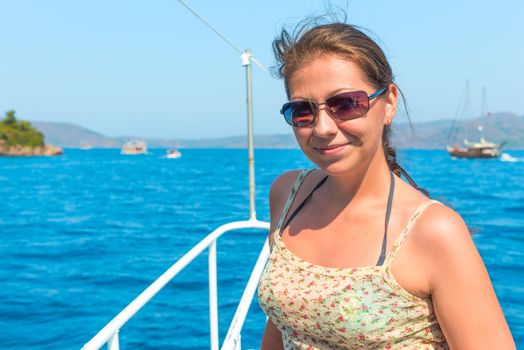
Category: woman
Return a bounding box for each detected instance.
[257,20,515,349]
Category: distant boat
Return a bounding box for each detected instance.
[80,141,93,150]
[446,82,503,159]
[121,140,148,155]
[166,149,182,159]
[446,137,503,159]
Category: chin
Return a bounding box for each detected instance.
[303,147,362,176]
[319,160,361,176]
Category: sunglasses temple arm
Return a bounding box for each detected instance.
[368,87,386,100]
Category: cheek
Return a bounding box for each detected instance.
[293,127,309,140]
[359,117,387,158]
[292,128,321,163]
[352,109,386,141]
[336,121,367,143]
[335,117,384,154]
[293,128,312,151]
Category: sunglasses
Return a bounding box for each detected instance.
[280,87,387,127]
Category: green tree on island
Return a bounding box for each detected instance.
[0,110,45,148]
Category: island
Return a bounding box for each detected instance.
[0,110,63,156]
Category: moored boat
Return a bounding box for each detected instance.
[445,83,504,159]
[166,149,182,158]
[121,140,148,155]
[80,141,93,150]
[446,138,503,159]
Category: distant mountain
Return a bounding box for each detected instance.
[31,121,120,148]
[30,121,298,149]
[391,112,524,149]
[31,112,524,149]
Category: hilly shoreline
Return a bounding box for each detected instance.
[32,112,524,150]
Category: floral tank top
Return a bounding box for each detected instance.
[258,170,449,349]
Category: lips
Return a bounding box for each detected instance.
[314,144,347,150]
[313,143,351,155]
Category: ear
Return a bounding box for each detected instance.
[383,83,398,126]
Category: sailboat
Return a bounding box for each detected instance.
[446,135,503,158]
[446,83,503,159]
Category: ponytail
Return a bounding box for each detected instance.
[382,125,429,196]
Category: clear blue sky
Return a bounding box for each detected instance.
[1,0,523,139]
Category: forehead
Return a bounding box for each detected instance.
[288,54,370,99]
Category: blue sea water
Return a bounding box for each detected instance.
[0,148,523,349]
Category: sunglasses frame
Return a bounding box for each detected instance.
[280,87,387,127]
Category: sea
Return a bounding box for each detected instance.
[1,148,523,349]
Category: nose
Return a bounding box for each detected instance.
[312,105,338,137]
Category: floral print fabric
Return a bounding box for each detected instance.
[258,170,449,349]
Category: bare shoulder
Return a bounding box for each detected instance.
[410,202,515,348]
[409,202,480,287]
[268,170,304,234]
[269,170,303,205]
[412,202,472,253]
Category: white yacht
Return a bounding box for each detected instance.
[121,140,148,155]
[166,149,182,158]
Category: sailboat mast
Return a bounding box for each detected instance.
[464,80,471,141]
[242,50,256,220]
[481,86,487,117]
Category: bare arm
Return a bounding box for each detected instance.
[261,319,284,350]
[420,205,515,349]
[260,171,299,349]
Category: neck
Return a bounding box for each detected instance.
[323,149,392,207]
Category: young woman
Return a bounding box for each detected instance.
[257,21,515,349]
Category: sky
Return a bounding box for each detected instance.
[1,0,523,139]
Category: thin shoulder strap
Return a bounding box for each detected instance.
[384,200,439,266]
[274,169,315,234]
[376,170,395,266]
[280,175,328,232]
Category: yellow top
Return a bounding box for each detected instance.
[258,170,449,349]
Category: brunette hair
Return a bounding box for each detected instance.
[273,18,428,194]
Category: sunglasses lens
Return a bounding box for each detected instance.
[327,91,369,120]
[282,101,315,127]
[281,91,373,127]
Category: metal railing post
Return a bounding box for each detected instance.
[234,334,241,350]
[241,50,256,221]
[222,239,269,350]
[107,332,119,350]
[209,241,219,350]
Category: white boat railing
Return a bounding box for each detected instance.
[82,4,269,349]
[81,219,270,350]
